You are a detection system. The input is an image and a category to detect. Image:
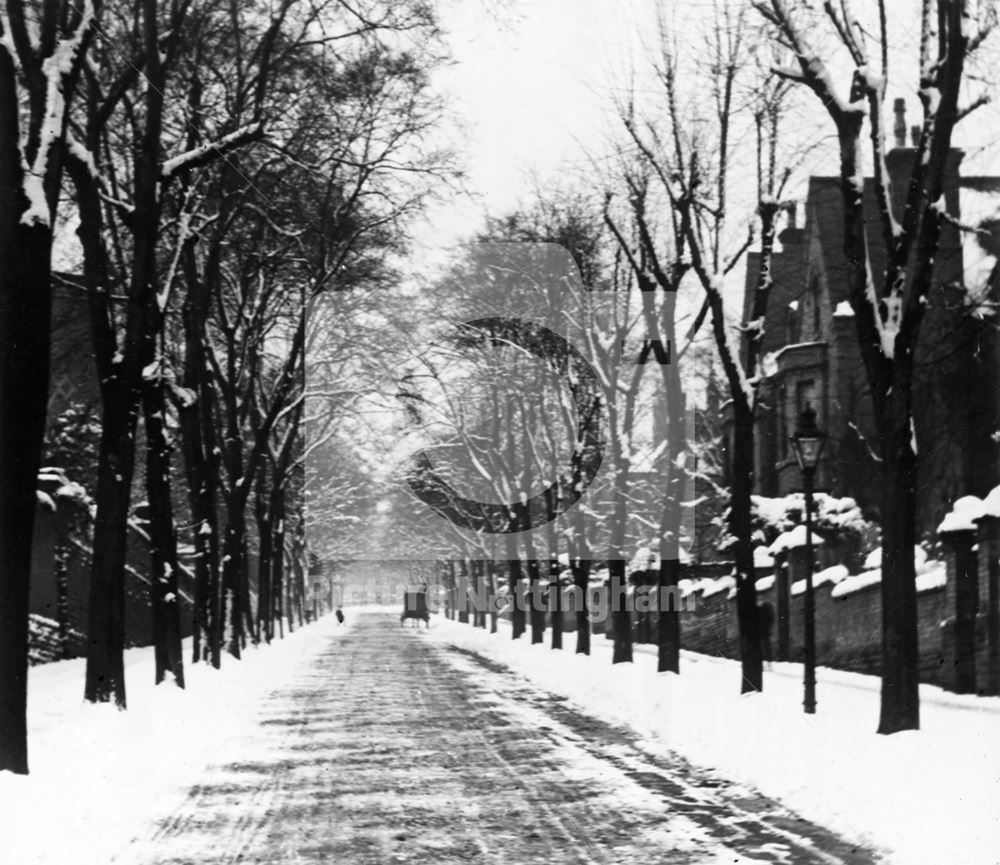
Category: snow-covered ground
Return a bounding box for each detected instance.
[427,618,1000,865]
[3,607,997,865]
[0,612,358,865]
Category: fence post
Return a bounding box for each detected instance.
[939,526,979,694]
[774,551,790,661]
[975,513,1000,695]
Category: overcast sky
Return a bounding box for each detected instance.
[415,0,1000,263]
[414,0,652,254]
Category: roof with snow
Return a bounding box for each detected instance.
[791,564,848,596]
[768,524,825,555]
[743,153,1000,365]
[980,485,1000,519]
[938,495,985,534]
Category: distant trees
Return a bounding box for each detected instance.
[473,205,612,653]
[401,198,691,663]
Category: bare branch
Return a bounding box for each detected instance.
[160,121,265,181]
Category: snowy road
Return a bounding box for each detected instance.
[111,612,876,864]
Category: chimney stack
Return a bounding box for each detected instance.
[893,98,907,148]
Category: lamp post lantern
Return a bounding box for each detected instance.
[791,402,827,714]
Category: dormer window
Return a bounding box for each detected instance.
[796,379,817,417]
[785,299,800,343]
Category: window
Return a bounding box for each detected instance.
[785,300,799,343]
[809,275,822,338]
[796,379,817,415]
[778,385,788,457]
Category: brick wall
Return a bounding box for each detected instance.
[594,568,951,687]
[448,533,998,697]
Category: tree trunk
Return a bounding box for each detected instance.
[241,534,255,646]
[876,406,920,733]
[457,559,469,624]
[572,555,591,655]
[636,578,651,644]
[731,405,762,692]
[255,480,273,644]
[291,526,306,626]
[608,417,632,664]
[448,560,456,620]
[284,542,294,634]
[610,558,633,664]
[178,252,222,667]
[507,545,525,638]
[548,486,562,650]
[657,292,683,673]
[527,556,545,644]
[487,561,499,633]
[179,401,214,665]
[221,515,246,659]
[0,185,52,775]
[0,8,85,773]
[473,559,486,628]
[657,557,681,673]
[86,377,144,706]
[550,554,563,650]
[271,487,286,641]
[142,376,185,687]
[86,0,169,702]
[570,503,591,654]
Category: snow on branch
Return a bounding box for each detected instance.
[957,93,991,122]
[0,11,22,71]
[160,122,265,181]
[65,131,135,224]
[760,0,864,120]
[21,1,95,227]
[706,272,756,408]
[158,209,192,311]
[65,132,98,179]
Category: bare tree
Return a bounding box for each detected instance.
[756,0,995,733]
[621,6,793,691]
[604,167,689,673]
[66,0,276,705]
[0,0,95,774]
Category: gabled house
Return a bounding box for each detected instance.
[734,100,1000,538]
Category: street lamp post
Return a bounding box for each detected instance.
[791,402,827,715]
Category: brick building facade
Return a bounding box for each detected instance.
[731,102,1000,537]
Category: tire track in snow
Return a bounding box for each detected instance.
[111,612,873,864]
[445,643,879,865]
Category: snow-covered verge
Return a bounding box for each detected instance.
[0,612,356,865]
[427,617,1000,865]
[28,614,84,666]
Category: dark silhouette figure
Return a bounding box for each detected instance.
[401,586,430,628]
[335,609,344,625]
